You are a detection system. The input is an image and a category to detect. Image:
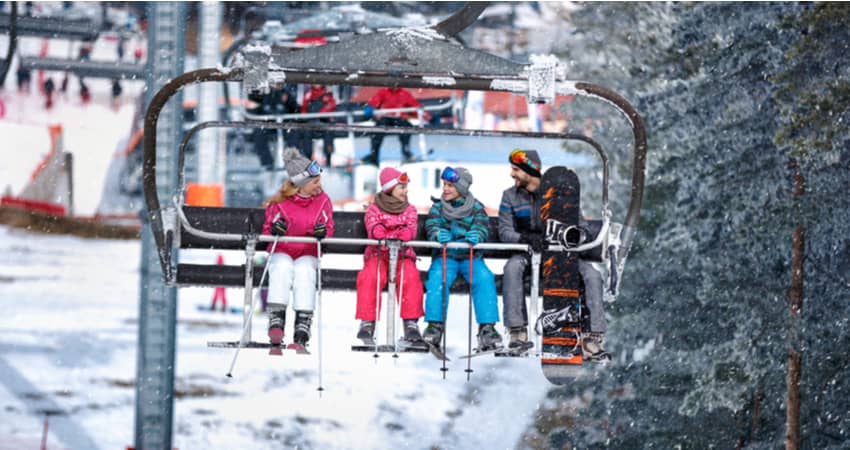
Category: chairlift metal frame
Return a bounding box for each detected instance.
[140,2,647,387]
[145,74,645,288]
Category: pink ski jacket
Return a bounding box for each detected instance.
[363,203,418,261]
[262,192,334,259]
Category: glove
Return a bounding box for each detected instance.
[437,229,452,244]
[313,223,327,240]
[521,233,546,253]
[363,105,374,119]
[466,230,480,245]
[271,219,287,236]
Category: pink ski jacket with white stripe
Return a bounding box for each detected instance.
[262,192,334,259]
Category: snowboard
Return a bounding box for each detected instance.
[538,166,585,384]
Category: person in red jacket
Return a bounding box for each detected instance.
[354,167,425,344]
[301,84,337,164]
[360,87,429,165]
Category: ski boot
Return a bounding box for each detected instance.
[476,323,503,352]
[507,326,534,353]
[356,320,375,344]
[582,332,611,363]
[403,319,424,343]
[292,311,313,347]
[267,309,286,346]
[422,322,444,346]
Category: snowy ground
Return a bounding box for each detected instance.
[0,225,551,449]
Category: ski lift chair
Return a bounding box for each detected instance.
[143,3,646,384]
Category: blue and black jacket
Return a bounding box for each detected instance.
[425,196,490,260]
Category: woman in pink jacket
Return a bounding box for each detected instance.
[355,167,425,344]
[263,149,335,348]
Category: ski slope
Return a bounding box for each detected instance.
[0,34,144,217]
[0,225,552,449]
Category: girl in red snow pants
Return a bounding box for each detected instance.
[354,168,425,343]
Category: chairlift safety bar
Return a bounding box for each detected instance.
[174,200,607,255]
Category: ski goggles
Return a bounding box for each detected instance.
[305,160,322,177]
[381,172,410,193]
[509,149,540,171]
[291,160,322,187]
[441,166,460,183]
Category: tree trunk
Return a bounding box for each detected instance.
[785,159,804,450]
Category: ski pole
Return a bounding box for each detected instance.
[440,243,449,378]
[396,244,405,356]
[373,248,382,359]
[227,223,282,378]
[465,244,474,380]
[316,237,324,393]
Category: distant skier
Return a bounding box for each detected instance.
[78,39,94,104]
[79,81,91,104]
[262,149,334,348]
[354,167,425,344]
[43,77,55,109]
[209,253,228,312]
[421,167,502,351]
[248,86,301,168]
[16,66,32,93]
[300,84,337,164]
[499,149,610,361]
[360,87,429,165]
[111,79,123,109]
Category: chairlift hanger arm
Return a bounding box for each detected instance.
[434,2,491,38]
[0,2,16,87]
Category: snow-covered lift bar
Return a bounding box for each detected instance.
[143,3,647,286]
[18,56,145,79]
[0,12,100,40]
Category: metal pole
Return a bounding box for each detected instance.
[241,236,257,341]
[530,251,541,355]
[197,1,221,185]
[386,240,400,346]
[134,4,184,449]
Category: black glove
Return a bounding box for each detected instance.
[521,233,546,253]
[313,222,327,239]
[271,219,287,236]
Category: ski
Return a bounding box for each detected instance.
[207,341,308,356]
[494,341,535,358]
[349,340,430,354]
[286,343,311,355]
[424,342,450,362]
[208,341,273,349]
[538,166,585,385]
[397,339,430,353]
[458,345,505,359]
[196,304,243,315]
